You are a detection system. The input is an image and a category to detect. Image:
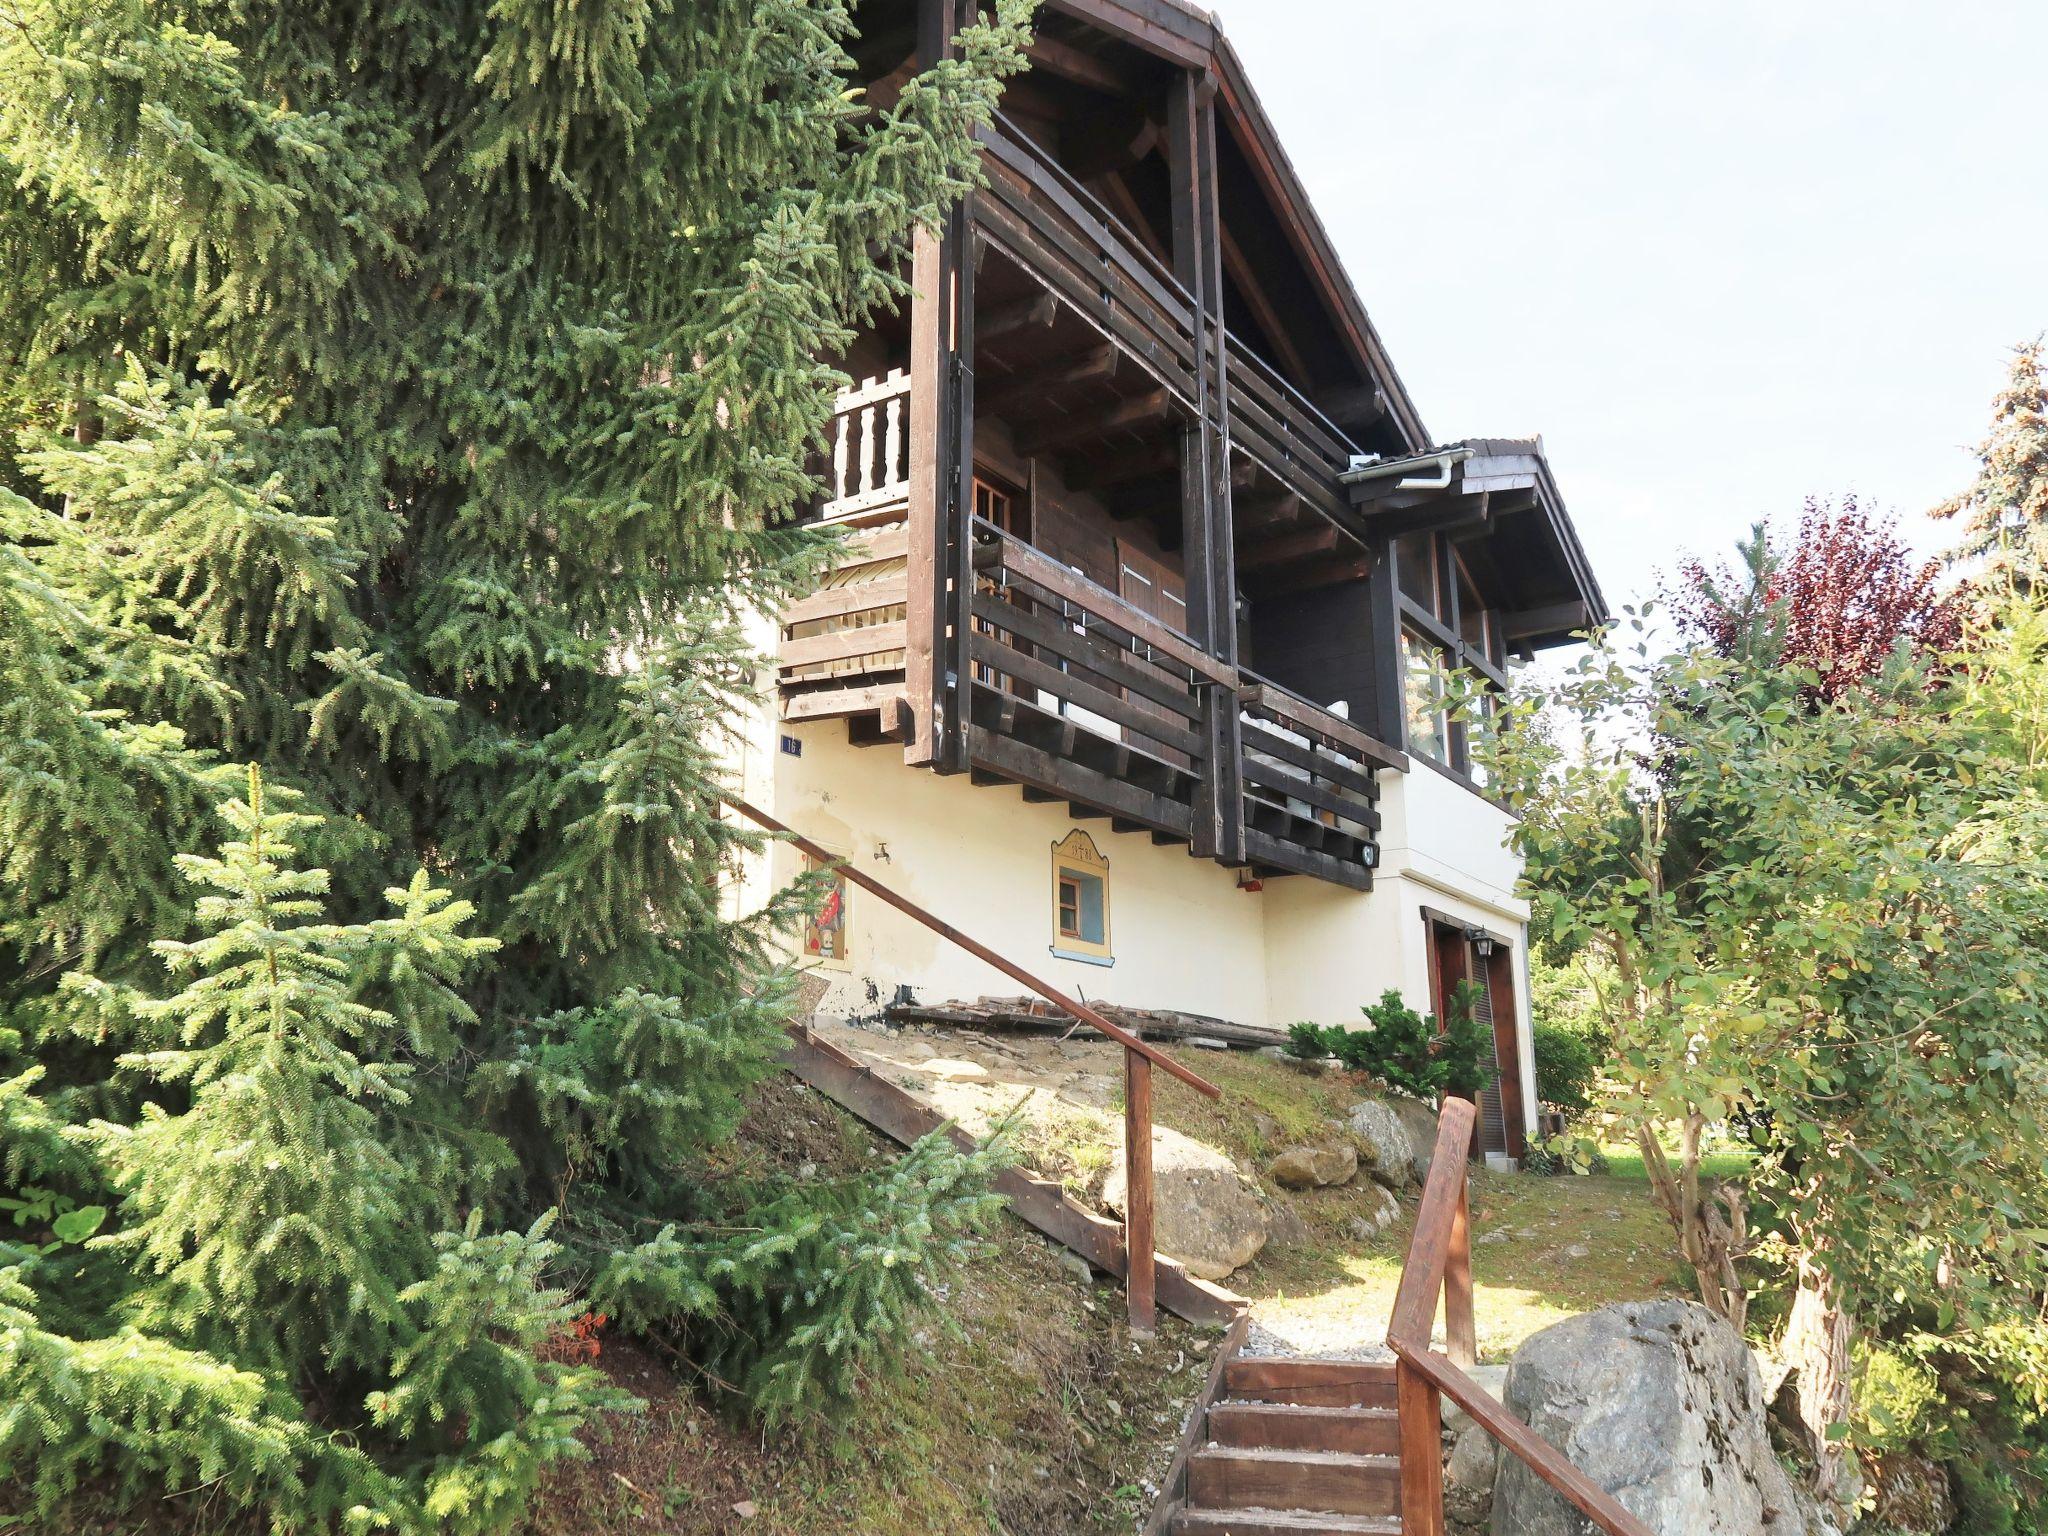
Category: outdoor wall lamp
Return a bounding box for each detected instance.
[1466,926,1496,958]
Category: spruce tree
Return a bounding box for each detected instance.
[1,1,1030,1526]
[1936,338,2048,584]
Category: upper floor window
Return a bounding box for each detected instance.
[1392,533,1508,783]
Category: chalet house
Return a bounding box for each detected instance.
[728,0,1606,1162]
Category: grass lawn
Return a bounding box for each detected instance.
[1597,1141,1753,1182]
[1244,1165,1690,1364]
[1147,1048,1699,1364]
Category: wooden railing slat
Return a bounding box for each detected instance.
[1387,1098,1655,1536]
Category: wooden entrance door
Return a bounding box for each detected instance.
[1426,918,1525,1161]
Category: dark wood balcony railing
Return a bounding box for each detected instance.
[1389,1099,1654,1536]
[1237,675,1402,890]
[976,120,1202,412]
[1225,332,1363,524]
[966,517,1227,840]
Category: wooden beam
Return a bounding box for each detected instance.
[1219,221,1313,387]
[1092,167,1173,268]
[1317,382,1388,431]
[1012,386,1174,456]
[1028,32,1133,96]
[1238,521,1339,570]
[977,342,1119,412]
[1501,599,1591,640]
[977,291,1058,343]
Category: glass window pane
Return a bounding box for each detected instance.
[1457,560,1488,650]
[1395,532,1438,613]
[1402,629,1446,760]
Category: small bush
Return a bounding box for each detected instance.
[1297,989,1495,1101]
[1285,1021,1330,1060]
[1532,1023,1601,1113]
[1436,980,1496,1100]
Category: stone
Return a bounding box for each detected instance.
[1265,1141,1359,1190]
[1103,1126,1268,1281]
[1347,1097,1420,1189]
[1386,1093,1443,1183]
[1444,1421,1498,1529]
[1492,1299,1809,1536]
[1057,1249,1096,1287]
[925,1058,987,1081]
[1347,1183,1402,1242]
[1265,1200,1312,1251]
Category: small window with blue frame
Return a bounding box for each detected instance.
[1050,829,1112,966]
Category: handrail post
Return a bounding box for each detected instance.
[1446,1174,1476,1369]
[1124,1049,1156,1333]
[1396,1358,1446,1536]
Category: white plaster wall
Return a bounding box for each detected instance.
[724,668,1541,1136]
[731,709,1271,1022]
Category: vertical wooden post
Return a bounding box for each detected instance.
[1446,1177,1477,1370]
[1123,1048,1157,1334]
[905,0,967,772]
[1167,69,1243,866]
[1367,534,1407,752]
[1396,1358,1447,1536]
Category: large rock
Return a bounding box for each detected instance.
[1387,1094,1442,1183]
[1266,1141,1359,1190]
[1104,1126,1267,1281]
[1493,1299,1808,1536]
[1348,1097,1420,1189]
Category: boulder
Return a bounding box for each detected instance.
[1266,1141,1359,1190]
[1347,1183,1402,1242]
[1387,1093,1442,1183]
[1442,1362,1508,1437]
[1493,1299,1809,1536]
[1104,1126,1267,1281]
[1445,1420,1498,1532]
[1347,1098,1419,1189]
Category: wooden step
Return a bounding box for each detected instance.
[1186,1447,1402,1518]
[1171,1509,1402,1536]
[1223,1356,1399,1409]
[1207,1401,1400,1456]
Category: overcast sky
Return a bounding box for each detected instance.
[1221,1,2047,611]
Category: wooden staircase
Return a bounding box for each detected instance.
[1169,1356,1407,1536]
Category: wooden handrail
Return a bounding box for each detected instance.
[723,792,1219,1333]
[1386,1099,1654,1536]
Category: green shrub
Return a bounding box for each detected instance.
[1532,1022,1601,1113]
[1302,988,1495,1102]
[1436,980,1497,1100]
[1285,1021,1330,1060]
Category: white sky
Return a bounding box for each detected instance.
[1221,1,2048,611]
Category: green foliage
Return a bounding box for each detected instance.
[1531,1022,1600,1114]
[1470,590,2048,1476]
[1294,988,1493,1101]
[1285,1021,1329,1060]
[1435,979,1496,1100]
[0,0,1032,1527]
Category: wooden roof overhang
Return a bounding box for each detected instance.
[1036,0,1433,456]
[1344,440,1611,649]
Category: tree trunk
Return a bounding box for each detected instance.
[1780,1253,1855,1511]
